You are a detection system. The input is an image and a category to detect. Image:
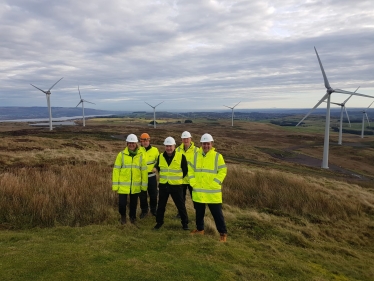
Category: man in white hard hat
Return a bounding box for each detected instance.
[139,132,159,218]
[189,133,228,242]
[153,136,189,230]
[174,131,199,218]
[112,133,148,224]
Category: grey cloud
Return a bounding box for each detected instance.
[1,0,374,111]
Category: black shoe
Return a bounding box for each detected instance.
[140,211,148,219]
[151,210,157,216]
[153,223,163,230]
[182,224,189,230]
[175,213,181,219]
[120,216,127,225]
[130,217,136,224]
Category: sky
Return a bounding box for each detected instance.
[1,0,374,112]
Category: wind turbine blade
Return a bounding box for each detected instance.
[342,95,353,105]
[296,92,329,126]
[330,102,341,106]
[334,89,374,99]
[314,47,331,90]
[233,101,241,108]
[144,101,154,108]
[78,86,82,99]
[155,101,164,108]
[367,100,374,109]
[30,84,48,94]
[344,106,351,127]
[223,105,232,109]
[76,101,82,107]
[83,100,95,105]
[365,113,370,126]
[48,77,63,91]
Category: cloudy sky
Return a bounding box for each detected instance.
[1,0,374,112]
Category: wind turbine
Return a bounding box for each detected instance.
[30,77,63,131]
[145,101,164,128]
[76,86,95,127]
[360,100,374,138]
[329,86,359,145]
[224,102,241,127]
[296,47,374,169]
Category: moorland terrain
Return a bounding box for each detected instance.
[1,116,373,280]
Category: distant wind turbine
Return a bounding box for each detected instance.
[329,86,359,145]
[296,47,374,169]
[76,86,95,127]
[224,102,241,127]
[360,100,374,138]
[145,101,164,128]
[30,77,63,131]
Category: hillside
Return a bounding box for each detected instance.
[0,118,373,280]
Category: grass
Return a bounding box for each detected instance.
[1,119,374,280]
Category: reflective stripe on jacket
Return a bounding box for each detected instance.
[112,147,148,194]
[176,142,199,184]
[189,147,227,203]
[159,151,184,185]
[140,146,159,176]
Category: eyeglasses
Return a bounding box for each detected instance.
[202,142,212,146]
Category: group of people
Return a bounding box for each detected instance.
[111,131,228,242]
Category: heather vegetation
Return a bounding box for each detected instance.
[1,118,373,280]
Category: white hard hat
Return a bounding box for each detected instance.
[181,131,192,138]
[126,134,138,142]
[200,133,214,142]
[164,136,176,145]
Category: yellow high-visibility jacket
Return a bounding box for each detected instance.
[140,146,159,177]
[112,147,148,194]
[159,152,184,185]
[176,141,199,184]
[189,147,227,203]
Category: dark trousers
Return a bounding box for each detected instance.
[194,202,227,234]
[139,176,158,213]
[156,185,189,225]
[182,184,193,203]
[177,184,194,215]
[118,193,139,219]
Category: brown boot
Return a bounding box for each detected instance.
[190,229,204,235]
[219,233,227,242]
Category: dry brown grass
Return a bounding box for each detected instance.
[0,165,115,228]
[224,165,374,222]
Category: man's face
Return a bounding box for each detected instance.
[165,145,175,155]
[140,139,150,147]
[201,142,212,154]
[182,137,191,148]
[127,142,137,151]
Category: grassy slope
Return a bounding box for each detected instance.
[1,118,374,280]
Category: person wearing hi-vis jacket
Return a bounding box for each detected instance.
[112,134,148,224]
[189,133,228,242]
[153,136,189,231]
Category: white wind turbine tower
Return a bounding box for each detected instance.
[145,101,164,128]
[76,86,95,127]
[296,47,374,169]
[360,100,374,138]
[330,86,359,145]
[30,77,63,131]
[224,102,241,127]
